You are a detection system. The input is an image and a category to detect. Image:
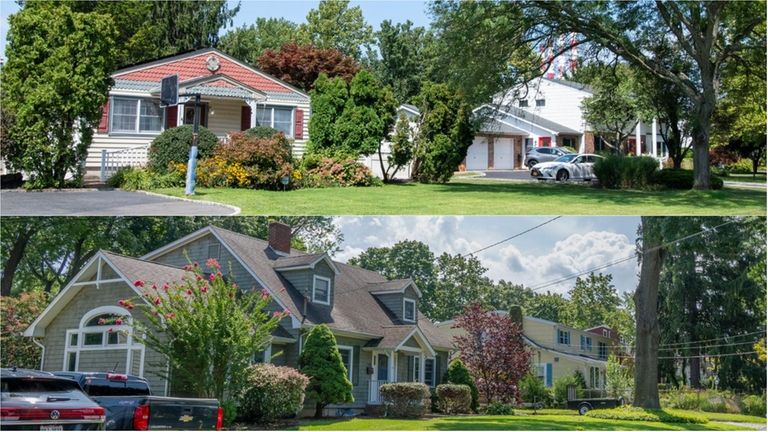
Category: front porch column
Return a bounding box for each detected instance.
[550,134,557,147]
[389,352,396,383]
[651,118,658,158]
[419,354,426,383]
[247,99,258,128]
[635,122,642,155]
[579,134,586,153]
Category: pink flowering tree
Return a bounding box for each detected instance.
[453,303,532,404]
[120,258,287,401]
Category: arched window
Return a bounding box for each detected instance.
[64,306,140,373]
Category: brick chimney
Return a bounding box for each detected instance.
[268,222,292,255]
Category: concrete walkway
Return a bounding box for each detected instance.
[0,189,238,216]
[722,421,767,430]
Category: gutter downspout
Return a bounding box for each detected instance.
[31,338,45,370]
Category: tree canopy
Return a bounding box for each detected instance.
[299,0,373,61]
[219,18,308,66]
[257,43,359,92]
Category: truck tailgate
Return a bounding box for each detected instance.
[146,396,220,430]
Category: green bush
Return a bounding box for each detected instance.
[444,359,479,412]
[740,394,767,417]
[553,375,582,407]
[298,157,381,188]
[244,125,282,139]
[436,384,472,414]
[585,406,707,424]
[107,167,183,190]
[654,169,723,190]
[519,372,553,407]
[660,388,741,413]
[379,382,431,418]
[147,125,219,174]
[484,402,514,415]
[237,363,309,422]
[214,131,294,189]
[726,159,754,174]
[430,388,442,414]
[593,155,659,189]
[220,400,237,427]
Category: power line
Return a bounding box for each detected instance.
[618,351,759,360]
[605,329,767,350]
[528,218,744,292]
[462,216,562,258]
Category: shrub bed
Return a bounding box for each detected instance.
[519,371,553,407]
[237,363,309,422]
[740,394,767,417]
[107,167,183,190]
[654,169,724,190]
[214,131,293,189]
[483,402,514,415]
[585,406,707,424]
[436,384,471,414]
[593,155,659,189]
[379,382,430,418]
[298,157,381,188]
[147,125,219,174]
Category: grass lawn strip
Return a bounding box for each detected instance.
[293,414,751,430]
[154,179,766,216]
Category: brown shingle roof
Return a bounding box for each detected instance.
[102,251,188,288]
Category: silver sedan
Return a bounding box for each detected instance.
[530,154,604,181]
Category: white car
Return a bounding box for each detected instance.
[530,154,604,181]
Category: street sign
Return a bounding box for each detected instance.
[160,75,178,107]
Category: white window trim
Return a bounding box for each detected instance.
[255,105,295,137]
[109,96,165,136]
[403,298,416,323]
[337,345,354,381]
[424,357,436,387]
[312,275,331,305]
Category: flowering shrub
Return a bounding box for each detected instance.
[379,382,430,418]
[170,156,250,188]
[238,364,309,422]
[0,291,47,368]
[436,384,471,414]
[215,131,293,189]
[120,258,286,402]
[298,157,381,188]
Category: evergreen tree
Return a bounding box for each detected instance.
[299,325,353,418]
[307,74,349,154]
[444,359,479,412]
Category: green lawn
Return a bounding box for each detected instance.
[154,179,766,215]
[723,173,767,184]
[665,409,766,424]
[291,414,752,431]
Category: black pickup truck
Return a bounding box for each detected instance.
[54,372,221,431]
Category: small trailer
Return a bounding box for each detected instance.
[566,385,624,415]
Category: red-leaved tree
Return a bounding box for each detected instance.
[257,43,359,91]
[453,303,532,404]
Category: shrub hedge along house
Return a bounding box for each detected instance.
[24,222,452,415]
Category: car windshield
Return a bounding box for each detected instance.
[554,154,578,163]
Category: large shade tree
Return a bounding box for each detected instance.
[219,18,308,66]
[257,43,359,92]
[299,0,373,61]
[1,4,117,187]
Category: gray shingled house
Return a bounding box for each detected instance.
[23,223,453,415]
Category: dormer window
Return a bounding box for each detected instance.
[312,275,331,305]
[403,298,416,322]
[536,99,545,107]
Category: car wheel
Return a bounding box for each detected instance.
[578,403,592,416]
[556,169,569,181]
[527,159,538,168]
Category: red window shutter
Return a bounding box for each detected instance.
[97,100,109,133]
[165,105,178,129]
[241,105,252,131]
[294,108,304,139]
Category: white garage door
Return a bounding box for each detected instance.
[466,138,488,170]
[493,138,515,169]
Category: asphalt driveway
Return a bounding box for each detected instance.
[0,189,238,216]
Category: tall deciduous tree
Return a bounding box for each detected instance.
[411,82,475,183]
[258,44,359,92]
[380,113,416,182]
[374,20,429,103]
[219,18,307,66]
[564,273,621,330]
[453,303,532,404]
[300,0,373,61]
[1,5,117,187]
[299,324,354,418]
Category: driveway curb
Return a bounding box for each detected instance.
[136,190,241,215]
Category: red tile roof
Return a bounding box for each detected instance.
[114,51,292,93]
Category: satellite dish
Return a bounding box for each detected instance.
[160,75,178,107]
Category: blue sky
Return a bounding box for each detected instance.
[334,216,642,297]
[0,0,431,60]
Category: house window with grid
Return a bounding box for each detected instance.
[312,276,331,305]
[580,335,592,351]
[111,97,163,134]
[337,345,353,380]
[255,105,294,137]
[424,358,435,387]
[558,329,571,345]
[403,298,416,322]
[598,342,608,359]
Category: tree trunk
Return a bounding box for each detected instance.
[314,402,324,418]
[1,225,37,296]
[378,144,389,183]
[690,79,717,189]
[634,217,663,408]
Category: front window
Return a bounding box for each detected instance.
[64,307,133,373]
[558,329,571,345]
[255,105,294,137]
[183,103,209,128]
[403,299,416,322]
[424,358,435,387]
[312,276,331,305]
[598,342,608,359]
[111,97,163,133]
[337,345,353,380]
